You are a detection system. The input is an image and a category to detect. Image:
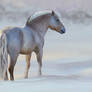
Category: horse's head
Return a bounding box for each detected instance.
[48,11,65,34]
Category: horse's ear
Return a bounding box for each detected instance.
[26,16,31,25]
[52,10,55,15]
[27,16,31,23]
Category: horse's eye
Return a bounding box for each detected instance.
[56,19,59,22]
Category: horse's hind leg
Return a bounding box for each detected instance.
[24,54,32,78]
[35,48,43,76]
[8,54,18,80]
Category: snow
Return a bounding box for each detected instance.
[1,58,92,92]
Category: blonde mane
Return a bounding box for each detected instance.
[28,10,52,22]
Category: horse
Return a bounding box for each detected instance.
[0,10,66,80]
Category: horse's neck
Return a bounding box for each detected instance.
[26,15,50,37]
[33,21,48,37]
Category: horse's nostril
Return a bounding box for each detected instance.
[61,30,65,33]
[61,26,65,33]
[61,27,65,33]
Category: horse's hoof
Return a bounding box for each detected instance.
[10,77,14,81]
[4,78,9,81]
[38,72,42,76]
[4,77,8,81]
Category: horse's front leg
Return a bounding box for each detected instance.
[24,54,32,78]
[35,48,43,76]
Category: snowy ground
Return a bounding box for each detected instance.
[1,58,92,92]
[0,20,92,92]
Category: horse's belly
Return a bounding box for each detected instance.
[20,42,35,54]
[20,48,32,54]
[20,44,34,54]
[20,36,36,54]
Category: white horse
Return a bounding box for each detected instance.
[0,10,65,80]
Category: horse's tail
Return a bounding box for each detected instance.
[0,33,8,78]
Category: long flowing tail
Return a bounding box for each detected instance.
[0,33,8,79]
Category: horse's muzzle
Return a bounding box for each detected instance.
[60,26,66,34]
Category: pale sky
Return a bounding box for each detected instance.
[0,0,92,13]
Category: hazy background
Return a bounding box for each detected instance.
[0,0,92,24]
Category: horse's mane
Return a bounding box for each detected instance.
[26,10,52,26]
